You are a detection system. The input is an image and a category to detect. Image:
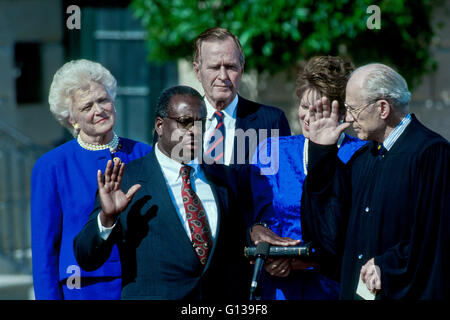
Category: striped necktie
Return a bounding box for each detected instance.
[206,111,225,164]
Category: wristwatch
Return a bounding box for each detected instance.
[248,222,271,246]
[251,221,270,231]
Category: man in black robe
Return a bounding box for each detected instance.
[301,63,449,299]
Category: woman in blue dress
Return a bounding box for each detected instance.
[31,59,152,299]
[250,56,366,300]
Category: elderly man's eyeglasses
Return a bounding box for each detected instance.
[166,116,207,130]
[344,101,375,119]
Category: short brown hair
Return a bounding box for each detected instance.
[296,56,354,111]
[193,27,245,66]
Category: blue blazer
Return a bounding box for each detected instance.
[74,150,237,300]
[31,138,151,299]
[225,96,293,299]
[251,134,367,300]
[228,95,292,228]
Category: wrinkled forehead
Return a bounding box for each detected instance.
[72,81,107,101]
[199,38,241,62]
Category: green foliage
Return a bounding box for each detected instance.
[131,0,442,89]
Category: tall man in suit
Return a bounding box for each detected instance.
[193,27,291,165]
[74,85,237,300]
[192,28,292,299]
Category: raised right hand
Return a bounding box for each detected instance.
[308,97,350,145]
[98,159,141,227]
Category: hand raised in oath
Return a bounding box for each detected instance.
[98,159,141,227]
[308,97,350,146]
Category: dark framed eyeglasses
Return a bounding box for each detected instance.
[165,116,207,130]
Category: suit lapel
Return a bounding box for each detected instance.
[233,96,258,164]
[235,95,258,131]
[136,151,228,272]
[136,151,196,255]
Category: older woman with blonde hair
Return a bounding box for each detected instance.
[31,59,151,299]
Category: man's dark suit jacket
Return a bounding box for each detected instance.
[231,95,291,165]
[73,150,238,300]
[147,95,291,300]
[205,95,292,300]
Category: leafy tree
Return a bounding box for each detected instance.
[131,0,444,89]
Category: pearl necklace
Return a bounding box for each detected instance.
[303,133,346,176]
[303,138,309,176]
[77,132,119,152]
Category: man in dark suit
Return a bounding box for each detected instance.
[192,28,291,299]
[192,27,292,298]
[74,86,237,300]
[193,27,291,166]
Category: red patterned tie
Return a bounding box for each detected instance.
[180,165,212,266]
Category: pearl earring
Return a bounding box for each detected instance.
[73,123,80,130]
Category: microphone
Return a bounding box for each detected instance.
[249,242,270,300]
[244,242,314,259]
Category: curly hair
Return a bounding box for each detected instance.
[48,59,117,137]
[296,56,354,112]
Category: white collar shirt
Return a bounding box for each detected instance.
[154,143,218,240]
[383,113,412,151]
[203,95,238,166]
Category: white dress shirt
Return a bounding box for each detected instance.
[98,143,218,241]
[203,95,238,166]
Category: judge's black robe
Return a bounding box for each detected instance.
[301,115,449,299]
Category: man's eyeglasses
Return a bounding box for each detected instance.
[166,116,207,130]
[344,101,375,119]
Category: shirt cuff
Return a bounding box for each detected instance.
[97,213,116,240]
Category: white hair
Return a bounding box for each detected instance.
[48,59,117,136]
[355,63,411,114]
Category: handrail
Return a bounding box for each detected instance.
[0,120,37,148]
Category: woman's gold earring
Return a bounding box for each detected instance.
[73,123,80,130]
